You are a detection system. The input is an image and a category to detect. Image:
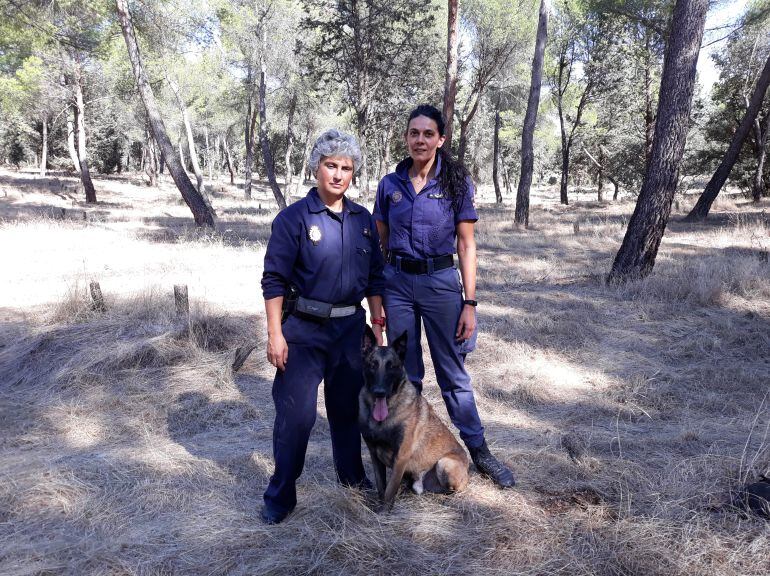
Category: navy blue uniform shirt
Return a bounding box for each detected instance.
[262,188,385,304]
[373,154,478,259]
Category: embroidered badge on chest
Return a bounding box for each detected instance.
[391,191,402,203]
[308,225,322,245]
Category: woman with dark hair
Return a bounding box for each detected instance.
[373,104,514,488]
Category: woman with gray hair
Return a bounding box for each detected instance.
[259,129,386,524]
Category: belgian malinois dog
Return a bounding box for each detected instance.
[359,326,469,511]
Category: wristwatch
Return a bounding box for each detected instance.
[463,299,478,307]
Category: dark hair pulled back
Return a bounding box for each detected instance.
[407,104,469,212]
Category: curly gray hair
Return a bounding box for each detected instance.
[308,129,362,174]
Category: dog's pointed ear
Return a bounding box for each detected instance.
[362,325,377,356]
[391,330,408,362]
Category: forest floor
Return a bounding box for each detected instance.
[1,167,769,575]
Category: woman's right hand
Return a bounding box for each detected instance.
[267,330,289,371]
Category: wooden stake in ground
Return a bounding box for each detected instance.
[515,0,548,227]
[89,281,106,312]
[115,0,215,228]
[684,53,770,221]
[607,0,708,283]
[174,285,189,316]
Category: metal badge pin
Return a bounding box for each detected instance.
[391,191,402,203]
[308,225,322,245]
[362,227,371,237]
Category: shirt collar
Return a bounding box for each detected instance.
[306,187,361,214]
[395,153,443,183]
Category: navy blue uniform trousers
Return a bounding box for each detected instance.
[383,263,485,449]
[263,309,367,515]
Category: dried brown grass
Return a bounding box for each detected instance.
[1,169,769,575]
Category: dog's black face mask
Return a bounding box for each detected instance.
[361,326,408,422]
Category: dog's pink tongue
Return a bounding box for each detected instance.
[373,398,389,422]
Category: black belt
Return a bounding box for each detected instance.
[387,253,454,274]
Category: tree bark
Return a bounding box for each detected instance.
[752,110,769,201]
[515,0,547,227]
[583,146,620,201]
[684,53,770,220]
[356,109,370,197]
[205,126,212,183]
[178,137,186,172]
[442,0,460,150]
[168,78,206,197]
[223,134,235,185]
[115,0,215,226]
[608,0,708,283]
[284,92,297,189]
[296,124,313,197]
[145,125,157,187]
[493,107,502,203]
[258,29,287,210]
[66,110,81,175]
[244,63,256,199]
[643,28,655,172]
[39,113,47,177]
[73,63,96,203]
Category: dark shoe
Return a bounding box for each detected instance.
[468,441,516,488]
[260,504,292,525]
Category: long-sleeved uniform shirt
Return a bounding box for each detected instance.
[373,154,478,259]
[262,188,385,305]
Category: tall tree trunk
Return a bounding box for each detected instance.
[244,63,256,199]
[457,120,470,164]
[643,28,655,172]
[295,124,312,197]
[205,126,212,183]
[684,53,770,220]
[493,107,502,203]
[145,125,157,187]
[584,146,620,201]
[223,135,235,185]
[608,0,708,283]
[178,137,186,172]
[356,109,370,197]
[442,0,459,150]
[515,0,547,227]
[115,0,215,226]
[39,113,47,177]
[73,63,97,203]
[752,110,769,201]
[596,147,604,202]
[168,78,206,197]
[66,110,81,175]
[559,130,570,205]
[284,92,297,189]
[259,28,287,210]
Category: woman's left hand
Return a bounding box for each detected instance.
[455,304,476,341]
[372,323,384,346]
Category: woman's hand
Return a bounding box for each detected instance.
[267,330,289,371]
[455,304,476,342]
[372,323,384,346]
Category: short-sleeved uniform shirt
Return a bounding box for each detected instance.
[373,154,478,258]
[261,188,385,305]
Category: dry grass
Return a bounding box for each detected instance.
[1,168,770,575]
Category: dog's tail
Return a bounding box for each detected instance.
[435,455,469,493]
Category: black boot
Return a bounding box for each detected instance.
[468,441,515,488]
[260,504,292,525]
